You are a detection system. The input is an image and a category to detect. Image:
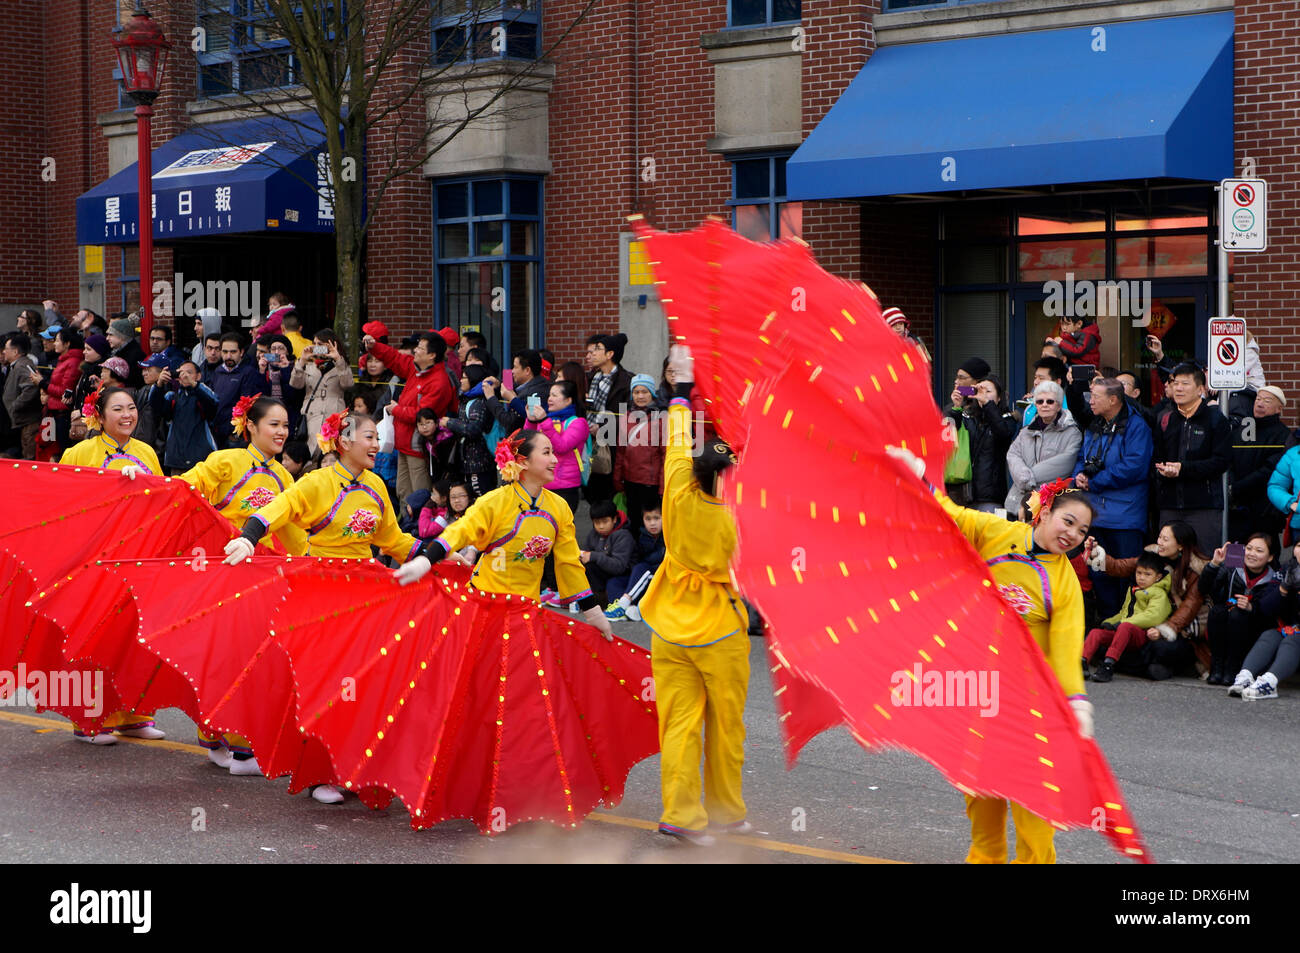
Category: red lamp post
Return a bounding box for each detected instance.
[112,4,171,340]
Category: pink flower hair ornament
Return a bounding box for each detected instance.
[317,410,349,455]
[495,431,526,483]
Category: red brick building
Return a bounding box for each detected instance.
[1,0,1295,407]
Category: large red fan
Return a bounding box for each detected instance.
[634,220,1150,862]
[0,460,660,835]
[264,560,659,833]
[0,461,235,728]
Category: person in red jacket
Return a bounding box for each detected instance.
[363,329,457,501]
[614,374,665,535]
[1048,315,1101,368]
[46,327,85,452]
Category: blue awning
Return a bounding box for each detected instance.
[77,112,336,244]
[787,12,1234,200]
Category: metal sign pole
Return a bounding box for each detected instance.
[1216,185,1232,547]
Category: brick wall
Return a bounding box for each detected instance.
[362,14,433,341]
[0,0,50,307]
[1231,0,1300,400]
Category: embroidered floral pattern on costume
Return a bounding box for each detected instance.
[513,534,553,562]
[342,508,379,538]
[996,583,1035,617]
[241,486,276,510]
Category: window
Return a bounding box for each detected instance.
[433,1,541,64]
[882,0,1011,11]
[120,247,141,317]
[434,178,542,368]
[729,0,801,27]
[196,2,329,97]
[728,155,801,242]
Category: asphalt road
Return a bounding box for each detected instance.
[1,620,1297,865]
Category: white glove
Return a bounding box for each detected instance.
[394,555,432,586]
[884,445,926,480]
[668,344,694,386]
[222,538,255,566]
[582,605,615,642]
[120,465,142,481]
[1070,697,1095,740]
[1087,543,1107,573]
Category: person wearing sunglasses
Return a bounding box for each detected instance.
[1005,380,1081,518]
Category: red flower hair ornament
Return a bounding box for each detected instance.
[1029,477,1075,525]
[81,379,107,432]
[230,393,263,439]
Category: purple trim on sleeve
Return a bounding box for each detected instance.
[251,513,270,529]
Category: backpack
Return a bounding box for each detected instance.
[469,398,508,458]
[559,416,592,486]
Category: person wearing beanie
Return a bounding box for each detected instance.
[362,320,389,345]
[882,307,932,365]
[106,316,146,388]
[614,373,665,537]
[437,327,462,382]
[99,356,132,385]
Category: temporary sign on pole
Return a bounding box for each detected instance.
[1219,179,1267,252]
[1208,317,1247,391]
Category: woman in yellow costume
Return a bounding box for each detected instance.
[59,383,166,744]
[889,448,1097,864]
[222,410,433,801]
[392,429,615,642]
[181,394,305,775]
[638,346,752,847]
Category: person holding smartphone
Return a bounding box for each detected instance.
[946,357,1018,513]
[290,329,354,455]
[1198,533,1280,684]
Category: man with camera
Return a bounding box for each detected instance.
[1073,377,1154,616]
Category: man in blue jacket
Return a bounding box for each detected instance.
[155,361,218,473]
[211,332,261,449]
[1073,376,1154,616]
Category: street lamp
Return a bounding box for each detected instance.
[112,4,171,340]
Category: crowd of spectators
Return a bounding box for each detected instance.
[946,314,1299,699]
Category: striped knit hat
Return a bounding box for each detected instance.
[882,307,908,329]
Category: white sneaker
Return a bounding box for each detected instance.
[207,747,233,768]
[117,725,165,740]
[311,784,345,804]
[715,820,755,835]
[229,756,263,777]
[1242,674,1279,701]
[625,604,642,622]
[73,731,118,746]
[1228,670,1254,697]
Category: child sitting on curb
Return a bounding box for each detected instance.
[1084,552,1172,683]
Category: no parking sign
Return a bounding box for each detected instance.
[1208,318,1246,390]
